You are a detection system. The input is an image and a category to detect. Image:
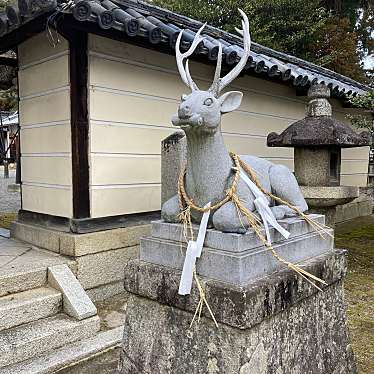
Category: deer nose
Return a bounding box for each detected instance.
[178,105,191,119]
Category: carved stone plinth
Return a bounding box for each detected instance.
[120,217,356,373]
[140,215,333,285]
[120,249,356,373]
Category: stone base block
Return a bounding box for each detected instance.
[11,221,150,256]
[311,195,374,226]
[335,195,373,224]
[121,250,357,374]
[308,206,337,227]
[10,221,144,296]
[86,281,124,303]
[151,214,325,251]
[75,245,139,290]
[11,221,61,253]
[140,216,333,285]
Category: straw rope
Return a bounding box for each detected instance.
[178,152,330,327]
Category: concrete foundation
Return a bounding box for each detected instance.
[120,250,356,374]
[10,221,150,299]
[308,194,373,226]
[335,194,373,224]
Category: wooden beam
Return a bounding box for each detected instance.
[58,24,90,219]
[18,209,161,234]
[69,31,90,219]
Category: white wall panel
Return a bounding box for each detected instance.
[88,34,369,217]
[22,185,72,217]
[19,33,72,218]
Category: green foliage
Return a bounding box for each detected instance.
[0,0,12,11]
[349,90,374,111]
[347,91,374,145]
[0,86,17,112]
[153,0,328,61]
[151,0,373,84]
[311,16,367,83]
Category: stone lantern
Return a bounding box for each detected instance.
[267,84,370,226]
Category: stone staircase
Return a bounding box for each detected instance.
[0,237,122,374]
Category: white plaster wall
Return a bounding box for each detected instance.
[18,33,73,217]
[88,34,369,218]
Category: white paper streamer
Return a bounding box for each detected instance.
[178,202,211,295]
[240,171,290,243]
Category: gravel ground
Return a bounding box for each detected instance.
[0,167,20,213]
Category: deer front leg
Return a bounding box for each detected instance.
[213,201,250,234]
[161,195,181,223]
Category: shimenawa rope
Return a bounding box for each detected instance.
[178,152,330,327]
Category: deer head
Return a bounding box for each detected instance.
[172,9,251,134]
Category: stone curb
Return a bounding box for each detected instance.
[48,264,97,320]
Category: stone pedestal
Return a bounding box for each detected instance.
[301,186,359,227]
[161,132,186,205]
[120,219,356,373]
[141,215,333,285]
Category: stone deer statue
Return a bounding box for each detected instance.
[162,10,308,233]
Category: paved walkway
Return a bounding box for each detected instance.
[0,168,20,213]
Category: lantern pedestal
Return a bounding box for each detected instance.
[300,186,359,226]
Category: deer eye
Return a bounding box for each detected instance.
[181,94,188,102]
[204,98,213,106]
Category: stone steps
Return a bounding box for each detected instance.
[0,287,62,332]
[0,245,74,297]
[0,326,123,374]
[0,314,100,368]
[0,266,47,297]
[0,236,123,373]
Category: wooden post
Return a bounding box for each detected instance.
[58,24,90,219]
[15,131,20,184]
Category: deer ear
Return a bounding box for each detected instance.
[219,91,243,113]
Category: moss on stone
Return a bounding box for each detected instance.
[335,216,374,374]
[0,212,16,229]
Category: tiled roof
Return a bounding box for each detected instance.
[0,0,370,99]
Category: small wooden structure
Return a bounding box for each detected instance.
[0,111,18,163]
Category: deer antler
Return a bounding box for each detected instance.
[209,9,251,96]
[175,23,206,91]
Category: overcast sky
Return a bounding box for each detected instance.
[364,54,374,69]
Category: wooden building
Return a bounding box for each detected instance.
[0,0,370,232]
[0,111,18,163]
